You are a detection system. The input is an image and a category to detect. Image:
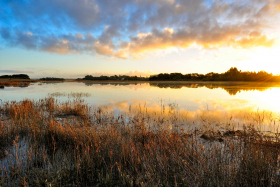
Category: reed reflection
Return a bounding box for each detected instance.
[97,98,280,132]
[0,82,31,88]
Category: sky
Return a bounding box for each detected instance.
[1,0,280,78]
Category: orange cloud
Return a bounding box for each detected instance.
[236,35,274,48]
[44,39,72,54]
[94,42,114,56]
[115,49,128,59]
[3,0,280,59]
[124,27,275,55]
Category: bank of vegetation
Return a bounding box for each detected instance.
[39,77,65,81]
[0,74,30,80]
[79,75,148,81]
[0,81,31,88]
[149,67,280,82]
[0,76,38,88]
[0,97,280,186]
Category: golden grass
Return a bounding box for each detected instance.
[0,79,38,88]
[0,79,38,82]
[0,98,280,186]
[0,82,20,87]
[0,81,31,88]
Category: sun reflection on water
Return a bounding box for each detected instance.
[1,81,280,132]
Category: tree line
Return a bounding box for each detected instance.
[79,75,149,81]
[39,77,65,81]
[149,67,280,82]
[0,74,30,79]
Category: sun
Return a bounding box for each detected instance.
[238,45,280,75]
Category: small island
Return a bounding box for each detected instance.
[0,74,30,79]
[39,77,65,81]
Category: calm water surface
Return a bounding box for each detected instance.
[1,81,280,129]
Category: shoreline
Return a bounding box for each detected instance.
[1,78,280,84]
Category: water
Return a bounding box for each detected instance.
[1,81,280,130]
[1,81,280,181]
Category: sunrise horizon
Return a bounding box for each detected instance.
[1,0,280,78]
[3,1,280,185]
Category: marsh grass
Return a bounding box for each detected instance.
[0,80,38,88]
[48,92,91,98]
[0,98,280,186]
[0,82,30,88]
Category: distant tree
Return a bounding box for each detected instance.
[0,74,30,79]
[39,77,65,81]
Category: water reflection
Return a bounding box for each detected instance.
[85,82,137,86]
[3,81,280,96]
[96,98,280,132]
[41,81,64,84]
[81,81,280,95]
[1,81,280,125]
[0,82,32,89]
[149,82,280,95]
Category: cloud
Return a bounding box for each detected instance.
[1,0,280,58]
[94,42,114,56]
[125,70,153,77]
[115,49,128,59]
[0,70,34,74]
[79,70,153,78]
[125,27,275,54]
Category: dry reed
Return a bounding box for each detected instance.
[0,98,280,186]
[0,81,31,88]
